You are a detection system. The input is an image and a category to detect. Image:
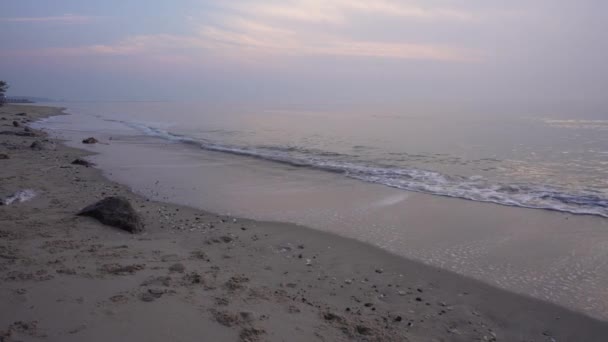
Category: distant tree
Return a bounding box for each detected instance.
[0,80,8,107]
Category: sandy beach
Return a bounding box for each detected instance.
[2,104,608,342]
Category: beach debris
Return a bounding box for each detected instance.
[0,153,8,159]
[30,140,55,151]
[140,288,166,302]
[141,276,172,287]
[12,121,19,127]
[100,263,145,275]
[0,130,35,137]
[322,312,344,323]
[78,196,144,233]
[211,309,242,327]
[82,137,98,144]
[71,158,95,167]
[224,275,249,291]
[0,189,36,206]
[305,258,312,266]
[239,327,266,342]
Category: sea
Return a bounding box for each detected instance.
[33,101,608,319]
[37,101,608,217]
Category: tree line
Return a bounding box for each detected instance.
[0,80,8,107]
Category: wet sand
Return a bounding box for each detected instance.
[2,104,608,341]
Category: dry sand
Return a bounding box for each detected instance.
[1,104,607,341]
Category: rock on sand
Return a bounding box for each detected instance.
[82,137,99,144]
[78,196,143,233]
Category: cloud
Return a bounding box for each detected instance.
[233,0,474,23]
[197,18,479,61]
[1,24,477,63]
[0,14,94,24]
[0,1,480,63]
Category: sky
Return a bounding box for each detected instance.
[1,0,607,111]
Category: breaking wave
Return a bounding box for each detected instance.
[119,120,608,218]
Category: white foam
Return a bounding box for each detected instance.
[116,120,608,218]
[1,189,37,206]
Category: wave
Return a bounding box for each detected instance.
[118,120,608,218]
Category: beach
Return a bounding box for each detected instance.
[2,104,608,341]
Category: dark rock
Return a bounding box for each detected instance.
[15,113,27,116]
[78,196,143,233]
[183,272,203,284]
[0,153,8,160]
[23,127,31,132]
[356,325,372,335]
[220,235,233,243]
[100,263,145,275]
[71,158,95,167]
[323,312,343,322]
[30,140,55,150]
[12,121,19,127]
[82,137,98,144]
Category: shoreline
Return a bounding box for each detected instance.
[2,104,608,341]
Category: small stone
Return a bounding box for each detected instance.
[82,137,99,144]
[356,325,372,335]
[219,235,233,243]
[12,121,19,127]
[0,153,8,159]
[71,158,95,167]
[30,140,55,151]
[140,293,155,302]
[169,263,185,273]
